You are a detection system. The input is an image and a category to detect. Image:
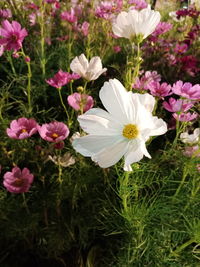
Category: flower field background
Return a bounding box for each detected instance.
[0,0,200,266]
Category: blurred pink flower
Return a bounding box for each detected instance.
[197,164,200,172]
[46,70,80,88]
[173,112,198,122]
[129,0,148,10]
[0,20,28,51]
[95,0,123,20]
[6,118,38,139]
[152,22,173,37]
[60,8,77,23]
[163,97,193,112]
[67,93,94,112]
[81,21,89,36]
[174,43,188,54]
[37,121,69,142]
[149,81,172,98]
[172,80,200,100]
[179,55,199,77]
[3,166,34,194]
[113,45,121,53]
[183,146,200,157]
[132,70,161,91]
[0,9,12,19]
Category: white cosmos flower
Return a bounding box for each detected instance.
[70,53,107,81]
[112,6,161,41]
[180,128,200,144]
[72,79,167,171]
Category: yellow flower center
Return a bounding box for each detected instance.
[122,124,139,139]
[52,133,59,139]
[21,129,27,133]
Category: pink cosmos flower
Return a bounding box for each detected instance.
[129,0,148,10]
[95,0,123,20]
[174,43,188,54]
[173,112,198,122]
[0,20,28,52]
[37,121,69,142]
[0,9,12,19]
[6,118,38,139]
[132,70,161,91]
[152,22,173,36]
[179,55,199,77]
[3,166,34,194]
[113,45,121,53]
[67,93,94,112]
[183,146,200,158]
[46,70,80,89]
[172,80,200,100]
[60,8,77,23]
[80,21,89,36]
[162,97,194,112]
[148,81,172,98]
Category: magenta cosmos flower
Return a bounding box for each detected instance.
[37,121,69,142]
[3,166,34,194]
[148,81,172,98]
[163,97,193,112]
[67,93,94,112]
[46,70,80,89]
[0,20,28,51]
[172,80,200,100]
[7,118,38,139]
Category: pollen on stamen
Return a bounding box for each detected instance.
[52,133,59,139]
[122,124,139,139]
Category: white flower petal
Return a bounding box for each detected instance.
[150,117,168,136]
[92,139,129,168]
[70,54,88,77]
[100,79,135,123]
[72,135,122,156]
[78,110,122,136]
[124,140,144,168]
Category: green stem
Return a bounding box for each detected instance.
[21,48,32,114]
[39,0,46,77]
[22,193,30,215]
[172,238,195,255]
[8,53,17,76]
[132,42,141,84]
[173,165,188,200]
[58,88,70,125]
[119,171,130,214]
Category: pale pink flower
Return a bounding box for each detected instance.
[173,112,198,122]
[6,118,38,139]
[3,166,34,194]
[129,0,148,10]
[0,9,12,19]
[60,8,77,23]
[95,0,123,20]
[163,97,194,112]
[70,54,107,81]
[132,70,161,90]
[67,93,94,112]
[46,70,80,88]
[0,20,28,51]
[37,121,69,143]
[81,21,89,36]
[180,128,200,144]
[183,145,200,157]
[172,80,200,100]
[174,43,188,54]
[149,81,172,98]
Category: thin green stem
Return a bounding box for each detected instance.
[22,193,30,215]
[7,53,17,76]
[58,88,70,125]
[172,238,195,255]
[21,48,32,114]
[132,42,141,84]
[119,171,130,214]
[39,0,46,77]
[173,165,188,200]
